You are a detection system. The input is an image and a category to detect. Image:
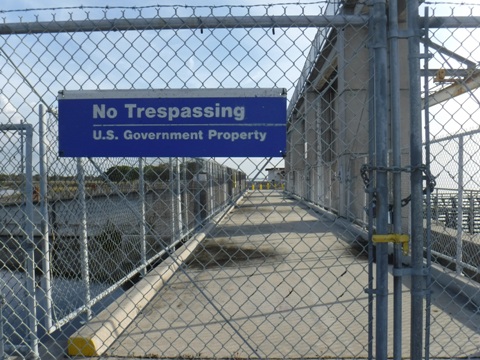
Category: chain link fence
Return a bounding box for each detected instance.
[0,1,479,359]
[423,3,480,356]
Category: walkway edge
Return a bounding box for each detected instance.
[67,196,243,357]
[293,193,480,308]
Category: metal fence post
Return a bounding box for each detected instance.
[194,159,207,228]
[388,0,404,358]
[407,0,425,358]
[468,194,474,234]
[76,158,91,321]
[24,124,39,359]
[372,0,390,358]
[169,158,175,244]
[169,158,182,243]
[182,158,188,233]
[367,16,376,359]
[175,158,183,239]
[207,161,212,217]
[456,136,464,274]
[0,292,4,360]
[139,158,147,277]
[39,105,53,332]
[422,9,433,358]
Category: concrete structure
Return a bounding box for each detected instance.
[265,167,285,183]
[285,2,412,231]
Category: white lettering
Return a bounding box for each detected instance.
[93,104,117,119]
[145,107,156,118]
[93,104,105,119]
[124,104,136,118]
[123,130,204,140]
[123,103,246,121]
[204,107,214,118]
[168,107,180,121]
[157,107,167,118]
[180,107,192,118]
[208,130,267,142]
[192,107,203,118]
[233,106,245,121]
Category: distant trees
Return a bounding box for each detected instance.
[144,164,170,182]
[104,163,171,183]
[0,161,211,184]
[102,161,205,183]
[105,165,139,182]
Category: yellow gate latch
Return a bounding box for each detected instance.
[372,234,410,255]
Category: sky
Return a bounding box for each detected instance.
[0,1,328,178]
[0,0,328,12]
[1,0,479,185]
[1,0,320,5]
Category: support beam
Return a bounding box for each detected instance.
[422,71,480,109]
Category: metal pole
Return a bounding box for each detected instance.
[423,8,433,359]
[223,166,228,205]
[194,160,203,228]
[176,158,183,239]
[337,27,347,217]
[407,0,425,358]
[367,14,376,360]
[20,120,24,177]
[389,1,403,358]
[209,161,214,217]
[456,136,464,274]
[182,158,188,234]
[0,15,369,35]
[138,158,147,277]
[372,0,390,358]
[24,124,39,358]
[39,105,53,332]
[169,158,176,244]
[0,292,4,360]
[76,158,91,320]
[469,194,474,234]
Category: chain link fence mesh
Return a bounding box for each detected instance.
[0,1,479,359]
[423,2,480,357]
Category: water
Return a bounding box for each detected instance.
[0,188,185,353]
[0,269,125,352]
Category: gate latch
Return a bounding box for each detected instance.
[372,234,410,255]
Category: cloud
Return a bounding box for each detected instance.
[0,94,23,124]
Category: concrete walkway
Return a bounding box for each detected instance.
[70,190,480,359]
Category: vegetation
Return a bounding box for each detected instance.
[103,161,200,183]
[105,165,139,182]
[0,160,220,186]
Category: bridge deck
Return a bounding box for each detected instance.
[67,191,480,359]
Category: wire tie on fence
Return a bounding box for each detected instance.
[372,233,409,255]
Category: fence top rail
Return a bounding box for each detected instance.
[0,14,370,34]
[0,15,479,35]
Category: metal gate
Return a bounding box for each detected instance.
[0,1,480,359]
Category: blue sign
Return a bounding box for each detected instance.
[58,89,286,157]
